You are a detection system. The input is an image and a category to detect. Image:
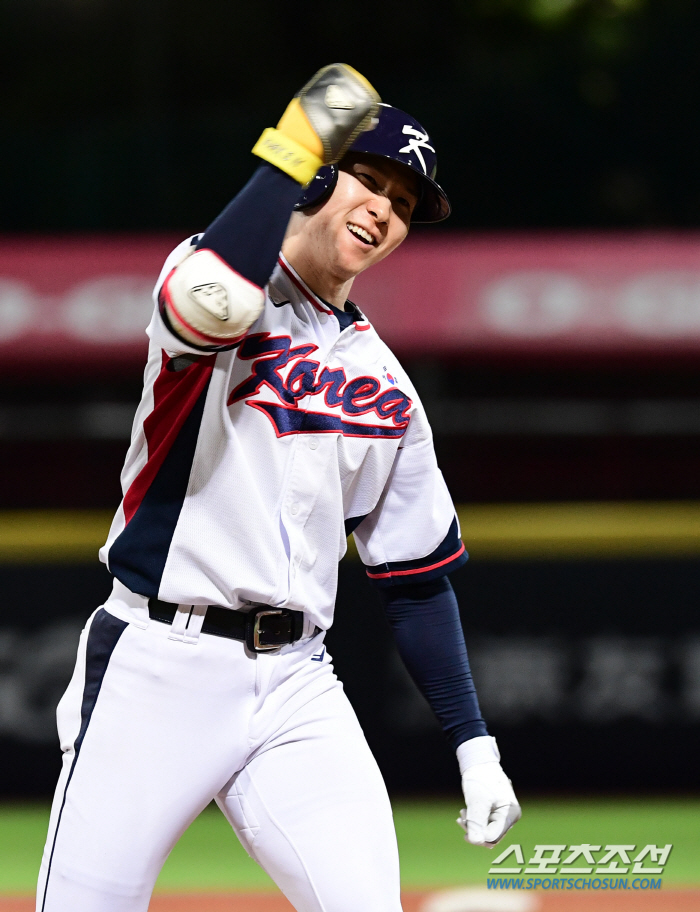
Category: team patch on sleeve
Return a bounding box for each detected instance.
[364,516,468,588]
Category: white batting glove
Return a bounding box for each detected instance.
[456,736,521,848]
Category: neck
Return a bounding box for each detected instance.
[281,245,354,310]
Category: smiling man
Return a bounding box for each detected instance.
[282,150,421,300]
[37,65,520,912]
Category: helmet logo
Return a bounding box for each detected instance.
[399,125,435,174]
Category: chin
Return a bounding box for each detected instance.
[335,241,378,277]
[336,255,371,281]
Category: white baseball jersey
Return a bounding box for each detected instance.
[100,236,466,629]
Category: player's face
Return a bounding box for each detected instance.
[290,155,420,282]
[334,155,419,274]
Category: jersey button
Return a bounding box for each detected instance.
[290,503,299,516]
[318,312,328,324]
[308,437,318,450]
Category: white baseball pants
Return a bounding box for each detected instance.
[36,590,403,912]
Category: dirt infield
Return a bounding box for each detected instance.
[3,889,699,911]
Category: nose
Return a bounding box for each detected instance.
[366,193,391,223]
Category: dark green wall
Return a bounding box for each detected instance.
[3,0,700,231]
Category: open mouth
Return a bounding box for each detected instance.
[346,222,376,246]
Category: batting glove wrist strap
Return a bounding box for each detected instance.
[252,128,323,186]
[456,735,500,775]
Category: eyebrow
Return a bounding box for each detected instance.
[383,170,419,202]
[395,179,420,206]
[352,160,419,204]
[391,171,420,203]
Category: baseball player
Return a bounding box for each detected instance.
[37,65,520,912]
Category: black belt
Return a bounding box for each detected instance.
[148,599,318,652]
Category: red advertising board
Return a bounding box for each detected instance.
[0,236,176,373]
[2,233,700,372]
[354,233,700,357]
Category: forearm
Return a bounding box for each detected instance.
[196,163,301,287]
[379,576,487,750]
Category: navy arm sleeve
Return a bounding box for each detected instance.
[195,163,301,288]
[379,575,488,751]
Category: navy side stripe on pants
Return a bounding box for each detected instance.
[40,609,128,912]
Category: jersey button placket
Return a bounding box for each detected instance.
[282,355,332,593]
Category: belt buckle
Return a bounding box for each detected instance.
[246,608,292,653]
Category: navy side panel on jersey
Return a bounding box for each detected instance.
[108,354,214,598]
[344,514,368,536]
[364,516,468,588]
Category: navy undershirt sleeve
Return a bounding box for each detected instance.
[196,163,301,288]
[379,576,488,750]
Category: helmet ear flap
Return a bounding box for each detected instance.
[294,165,339,211]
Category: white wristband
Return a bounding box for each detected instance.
[456,735,500,775]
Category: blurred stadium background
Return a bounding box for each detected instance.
[1,0,700,908]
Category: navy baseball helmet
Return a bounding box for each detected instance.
[295,103,451,223]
